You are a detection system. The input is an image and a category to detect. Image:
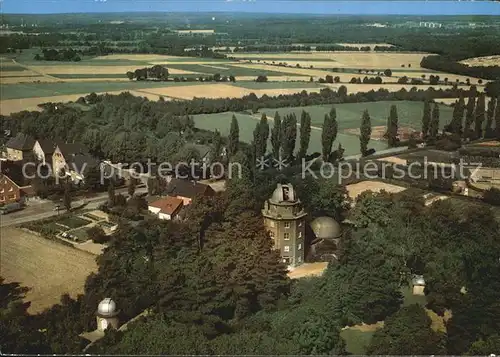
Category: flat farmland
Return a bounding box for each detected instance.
[166,63,308,77]
[192,111,387,156]
[258,101,453,131]
[231,52,429,70]
[459,55,500,67]
[0,227,97,313]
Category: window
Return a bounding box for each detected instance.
[298,243,302,250]
[0,188,4,193]
[297,256,302,263]
[269,231,275,238]
[298,231,302,238]
[269,220,275,227]
[284,233,290,240]
[298,221,303,227]
[284,246,290,252]
[284,221,290,228]
[8,187,13,192]
[0,195,4,201]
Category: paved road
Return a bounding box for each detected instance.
[0,187,147,228]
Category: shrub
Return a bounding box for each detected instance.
[87,226,109,244]
[483,188,500,206]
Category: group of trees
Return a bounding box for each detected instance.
[443,87,500,141]
[34,48,82,61]
[126,65,169,81]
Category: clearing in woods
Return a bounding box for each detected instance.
[0,227,97,313]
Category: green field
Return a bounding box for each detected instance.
[0,63,26,71]
[192,111,388,156]
[232,81,324,90]
[49,73,127,79]
[258,101,453,131]
[0,80,210,100]
[166,63,308,77]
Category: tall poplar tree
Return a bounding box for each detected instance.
[281,114,297,162]
[465,85,477,136]
[270,111,281,159]
[429,103,440,142]
[252,122,263,162]
[298,110,311,160]
[449,94,465,135]
[386,105,399,147]
[259,113,270,157]
[474,93,486,139]
[421,99,431,139]
[495,97,500,140]
[485,97,497,138]
[228,115,239,158]
[360,110,372,156]
[321,107,338,161]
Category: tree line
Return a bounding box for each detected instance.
[421,55,500,81]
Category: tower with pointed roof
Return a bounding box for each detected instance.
[262,183,307,268]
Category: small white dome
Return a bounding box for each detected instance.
[412,275,425,286]
[270,183,297,203]
[97,298,117,316]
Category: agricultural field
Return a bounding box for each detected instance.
[0,227,97,313]
[192,108,389,156]
[231,52,429,70]
[258,101,454,131]
[459,55,500,67]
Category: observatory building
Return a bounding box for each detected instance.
[262,183,307,267]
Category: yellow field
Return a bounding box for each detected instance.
[0,227,97,313]
[231,52,429,69]
[460,55,500,67]
[92,54,182,61]
[1,76,59,84]
[139,83,322,100]
[1,70,41,77]
[346,181,407,202]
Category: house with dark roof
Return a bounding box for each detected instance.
[33,138,57,165]
[52,142,100,183]
[5,133,35,162]
[148,195,184,220]
[164,178,215,205]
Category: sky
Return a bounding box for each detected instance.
[1,0,500,15]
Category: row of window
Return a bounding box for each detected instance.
[269,231,302,240]
[0,194,17,202]
[283,243,302,252]
[0,186,14,193]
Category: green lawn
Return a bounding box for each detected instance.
[69,227,90,242]
[166,63,308,77]
[340,329,375,355]
[258,101,453,131]
[192,111,387,156]
[57,216,92,229]
[232,81,324,90]
[401,286,427,306]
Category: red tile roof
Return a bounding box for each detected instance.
[148,196,184,216]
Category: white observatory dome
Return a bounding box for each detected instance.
[97,298,117,316]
